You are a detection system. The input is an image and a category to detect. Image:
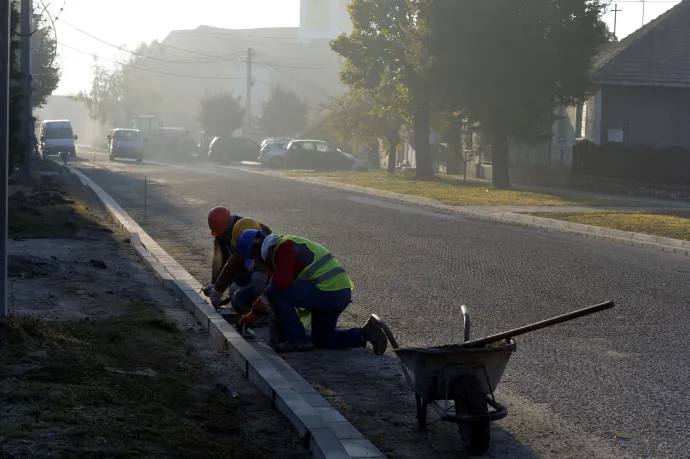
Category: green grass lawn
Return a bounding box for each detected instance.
[528,211,690,241]
[284,170,635,207]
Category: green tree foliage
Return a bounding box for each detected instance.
[7,1,61,170]
[332,0,439,179]
[324,89,402,172]
[258,85,308,137]
[197,91,245,137]
[429,0,609,188]
[75,43,161,128]
[31,12,60,107]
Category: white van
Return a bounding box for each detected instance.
[39,119,78,157]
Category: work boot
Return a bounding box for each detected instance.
[273,339,315,354]
[362,315,388,355]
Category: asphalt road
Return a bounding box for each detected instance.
[71,151,690,458]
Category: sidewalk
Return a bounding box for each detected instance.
[1,161,306,458]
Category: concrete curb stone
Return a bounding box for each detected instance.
[60,163,385,459]
[241,168,689,257]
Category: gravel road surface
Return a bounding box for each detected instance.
[70,151,690,458]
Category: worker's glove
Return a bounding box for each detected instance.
[202,283,215,296]
[209,288,223,308]
[237,311,257,330]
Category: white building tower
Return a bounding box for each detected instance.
[299,0,352,42]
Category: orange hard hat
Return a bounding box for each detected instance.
[208,206,232,237]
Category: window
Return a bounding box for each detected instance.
[575,104,584,138]
[316,142,332,153]
[302,142,316,151]
[114,130,141,141]
[44,125,73,139]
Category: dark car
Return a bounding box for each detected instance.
[285,140,355,170]
[208,136,260,163]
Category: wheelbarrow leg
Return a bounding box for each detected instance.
[415,394,428,430]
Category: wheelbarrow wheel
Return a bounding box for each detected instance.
[415,395,428,430]
[454,376,491,456]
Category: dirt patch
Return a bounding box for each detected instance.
[8,160,108,239]
[1,170,308,459]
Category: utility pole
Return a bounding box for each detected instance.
[19,0,32,178]
[641,0,646,26]
[612,4,622,42]
[1,0,11,316]
[245,47,253,138]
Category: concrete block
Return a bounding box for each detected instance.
[532,216,553,227]
[631,232,658,243]
[546,219,570,229]
[247,361,294,396]
[500,212,520,221]
[315,407,348,424]
[683,240,690,249]
[209,318,239,350]
[172,279,199,297]
[274,388,327,436]
[517,214,535,224]
[656,236,684,248]
[309,428,350,459]
[326,422,366,440]
[568,223,590,234]
[194,301,220,330]
[301,392,333,408]
[608,229,634,240]
[128,232,143,247]
[227,337,266,371]
[342,439,386,458]
[588,225,611,236]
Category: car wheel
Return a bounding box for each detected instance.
[270,156,285,168]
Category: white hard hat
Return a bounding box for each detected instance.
[261,233,282,261]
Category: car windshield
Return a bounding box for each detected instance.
[44,126,73,139]
[114,131,141,141]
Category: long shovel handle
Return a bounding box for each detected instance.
[460,301,615,349]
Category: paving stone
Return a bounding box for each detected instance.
[309,429,350,459]
[273,388,327,436]
[342,439,387,458]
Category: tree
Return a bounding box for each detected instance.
[324,89,402,173]
[332,0,439,179]
[258,86,308,137]
[75,42,162,128]
[430,0,609,188]
[31,12,60,107]
[7,1,61,171]
[197,92,245,137]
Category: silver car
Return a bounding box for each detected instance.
[258,141,290,167]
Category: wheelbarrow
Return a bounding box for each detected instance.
[379,300,615,456]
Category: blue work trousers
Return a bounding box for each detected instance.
[266,282,365,350]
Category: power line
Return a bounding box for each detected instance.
[59,43,248,80]
[254,52,337,101]
[58,18,246,64]
[176,28,334,43]
[175,30,333,47]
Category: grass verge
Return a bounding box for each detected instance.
[528,211,690,241]
[0,302,279,458]
[284,170,632,207]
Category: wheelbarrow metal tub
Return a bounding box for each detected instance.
[393,340,516,401]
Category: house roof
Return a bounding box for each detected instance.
[591,0,690,86]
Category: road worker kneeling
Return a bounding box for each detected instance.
[235,229,388,354]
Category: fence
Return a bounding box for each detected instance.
[572,141,690,187]
[509,142,573,169]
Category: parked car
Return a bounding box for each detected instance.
[208,136,260,163]
[108,128,144,162]
[284,140,355,170]
[258,140,290,167]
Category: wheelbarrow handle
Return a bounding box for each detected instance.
[461,301,615,349]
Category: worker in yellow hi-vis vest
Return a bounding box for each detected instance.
[235,230,388,354]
